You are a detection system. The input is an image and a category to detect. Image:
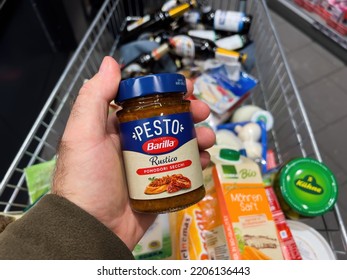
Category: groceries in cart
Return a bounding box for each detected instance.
[216,121,267,173]
[9,0,339,260]
[118,0,340,260]
[133,147,302,260]
[118,1,255,79]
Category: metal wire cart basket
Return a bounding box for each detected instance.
[1,0,346,259]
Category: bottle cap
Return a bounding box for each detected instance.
[251,110,274,131]
[219,148,241,161]
[115,73,187,103]
[279,158,338,217]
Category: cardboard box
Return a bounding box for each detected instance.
[203,146,284,260]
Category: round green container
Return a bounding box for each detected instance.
[277,158,338,219]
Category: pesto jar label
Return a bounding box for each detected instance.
[119,112,203,200]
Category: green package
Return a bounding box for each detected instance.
[24,158,56,204]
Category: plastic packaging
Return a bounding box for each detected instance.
[217,121,268,173]
[231,105,274,131]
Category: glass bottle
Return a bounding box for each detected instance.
[185,6,253,34]
[170,35,247,63]
[188,30,250,50]
[120,42,172,71]
[120,1,197,44]
[115,73,205,213]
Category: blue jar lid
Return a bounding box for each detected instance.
[115,73,187,103]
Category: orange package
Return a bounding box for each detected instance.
[201,146,284,260]
[170,202,209,260]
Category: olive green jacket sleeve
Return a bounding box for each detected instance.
[0,194,135,260]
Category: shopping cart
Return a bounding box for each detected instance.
[1,0,346,259]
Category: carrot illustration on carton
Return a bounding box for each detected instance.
[241,246,272,260]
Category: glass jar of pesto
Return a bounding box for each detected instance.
[115,73,205,213]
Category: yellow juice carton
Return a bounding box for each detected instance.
[204,146,284,260]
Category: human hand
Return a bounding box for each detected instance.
[52,56,215,250]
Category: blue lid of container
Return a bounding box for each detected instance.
[115,73,187,103]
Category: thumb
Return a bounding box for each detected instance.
[63,56,121,142]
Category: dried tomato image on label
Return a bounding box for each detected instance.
[145,174,191,195]
[144,175,171,194]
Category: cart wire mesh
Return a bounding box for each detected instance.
[0,0,346,259]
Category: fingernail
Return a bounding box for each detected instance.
[99,57,109,74]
